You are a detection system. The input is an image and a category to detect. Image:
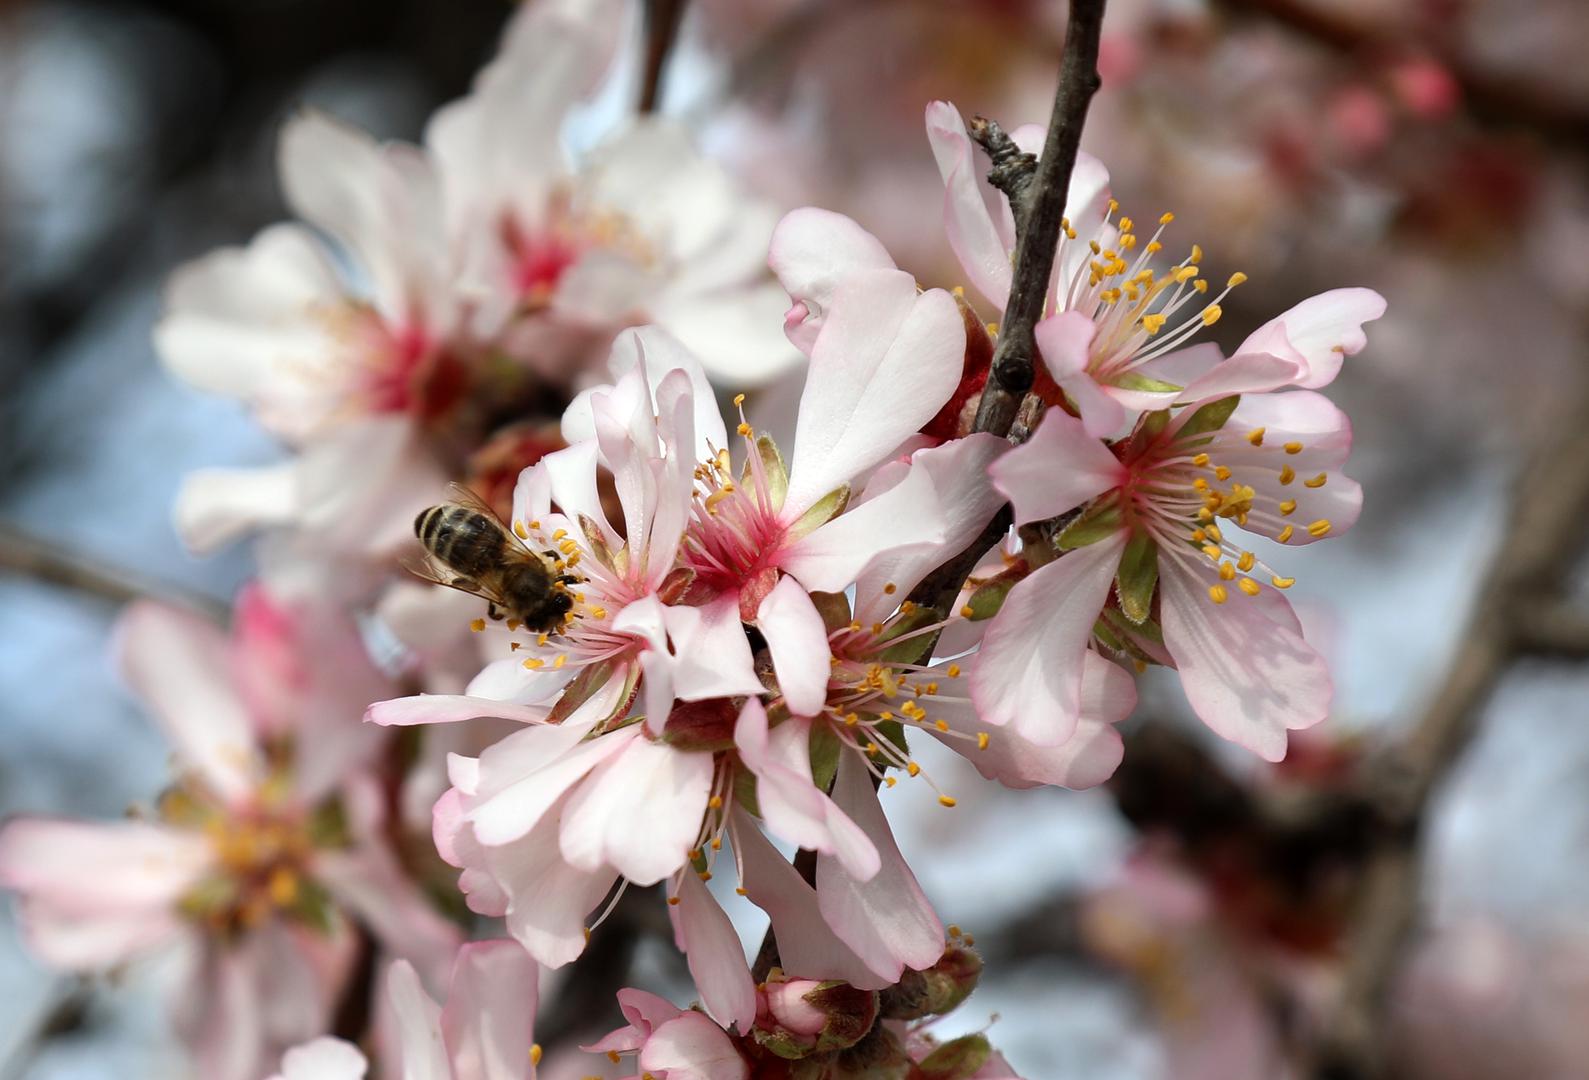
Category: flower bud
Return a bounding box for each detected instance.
[877,945,983,1020]
[754,978,878,1059]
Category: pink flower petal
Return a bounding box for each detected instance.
[1175,350,1305,404]
[756,576,833,717]
[816,753,945,980]
[365,694,551,727]
[672,869,757,1033]
[1158,555,1331,761]
[768,208,895,353]
[925,101,1013,311]
[559,736,713,885]
[930,652,1135,790]
[440,940,539,1080]
[313,846,462,990]
[270,1037,368,1080]
[385,959,452,1079]
[784,270,963,512]
[970,532,1127,744]
[780,454,947,593]
[1237,287,1386,390]
[468,719,632,846]
[640,1011,749,1080]
[989,408,1125,526]
[116,601,263,804]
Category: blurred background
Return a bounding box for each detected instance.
[3,0,1588,1076]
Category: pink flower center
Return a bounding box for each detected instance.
[682,432,789,599]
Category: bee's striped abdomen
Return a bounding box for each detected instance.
[415,505,507,578]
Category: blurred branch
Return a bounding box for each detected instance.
[0,978,91,1080]
[1214,0,1589,145]
[0,522,227,620]
[1310,386,1589,1078]
[638,0,689,113]
[1513,600,1589,659]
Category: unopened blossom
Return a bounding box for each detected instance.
[266,939,540,1080]
[157,0,793,556]
[0,597,459,1080]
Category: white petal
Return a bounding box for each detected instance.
[385,960,452,1080]
[925,101,1012,311]
[673,870,757,1033]
[173,463,299,554]
[780,455,947,593]
[275,1037,368,1080]
[440,940,539,1080]
[756,575,833,717]
[988,407,1125,526]
[559,736,712,885]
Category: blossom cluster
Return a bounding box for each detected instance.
[0,2,1383,1077]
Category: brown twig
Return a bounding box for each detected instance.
[1310,387,1589,1078]
[638,0,689,113]
[0,522,228,620]
[970,0,1106,438]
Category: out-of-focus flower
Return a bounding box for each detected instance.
[267,939,540,1080]
[0,597,460,1080]
[156,0,795,557]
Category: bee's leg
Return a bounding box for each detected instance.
[558,575,579,585]
[487,602,505,621]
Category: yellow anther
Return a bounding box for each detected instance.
[551,528,567,541]
[1214,465,1232,481]
[1197,507,1214,521]
[1284,441,1304,454]
[948,924,963,938]
[946,663,961,678]
[1205,524,1223,542]
[1108,199,1120,212]
[733,393,746,406]
[1119,216,1134,233]
[1303,473,1329,489]
[1208,584,1228,604]
[1238,577,1262,596]
[1202,544,1223,560]
[1141,313,1167,335]
[666,896,680,907]
[553,653,567,669]
[1191,528,1207,543]
[907,762,921,777]
[844,713,860,726]
[1191,454,1211,470]
[1201,304,1223,326]
[939,795,958,808]
[470,618,486,633]
[1174,265,1199,284]
[1271,575,1295,588]
[884,776,897,788]
[1227,272,1249,287]
[699,871,713,882]
[1193,477,1210,492]
[1279,465,1296,485]
[736,422,752,437]
[1246,427,1266,446]
[1194,279,1209,293]
[710,836,722,851]
[960,605,975,618]
[1279,499,1297,516]
[513,521,528,539]
[736,886,749,895]
[1219,562,1236,581]
[1159,211,1175,225]
[1277,525,1295,543]
[935,719,949,732]
[1146,240,1163,254]
[883,582,897,594]
[865,742,879,755]
[531,1045,543,1066]
[708,795,723,810]
[1237,551,1256,572]
[1307,519,1333,538]
[523,657,543,670]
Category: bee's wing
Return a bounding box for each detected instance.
[399,548,510,607]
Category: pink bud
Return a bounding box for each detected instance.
[763,979,829,1037]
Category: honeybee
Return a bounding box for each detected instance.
[410,484,576,632]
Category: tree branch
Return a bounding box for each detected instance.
[971,0,1107,437]
[638,0,689,114]
[1311,384,1589,1077]
[0,522,228,620]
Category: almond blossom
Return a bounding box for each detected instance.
[584,988,749,1080]
[265,939,540,1080]
[156,0,794,556]
[0,596,460,1080]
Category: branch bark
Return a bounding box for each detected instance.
[0,522,228,620]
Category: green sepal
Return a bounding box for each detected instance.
[305,798,351,850]
[876,606,941,665]
[547,658,619,726]
[918,1034,993,1080]
[742,434,790,511]
[962,578,1013,621]
[787,484,850,540]
[809,590,853,635]
[1115,532,1159,625]
[809,722,843,794]
[1114,372,1183,393]
[1176,395,1240,441]
[286,877,338,935]
[875,718,909,760]
[732,768,761,818]
[1056,499,1124,550]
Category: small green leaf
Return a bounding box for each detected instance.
[743,434,790,511]
[808,590,853,635]
[1056,499,1124,550]
[809,723,842,793]
[1115,532,1159,625]
[875,719,909,760]
[963,578,1014,621]
[733,768,761,818]
[1176,395,1240,440]
[787,484,850,539]
[918,1034,993,1080]
[877,606,942,665]
[1114,372,1183,393]
[1101,605,1164,646]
